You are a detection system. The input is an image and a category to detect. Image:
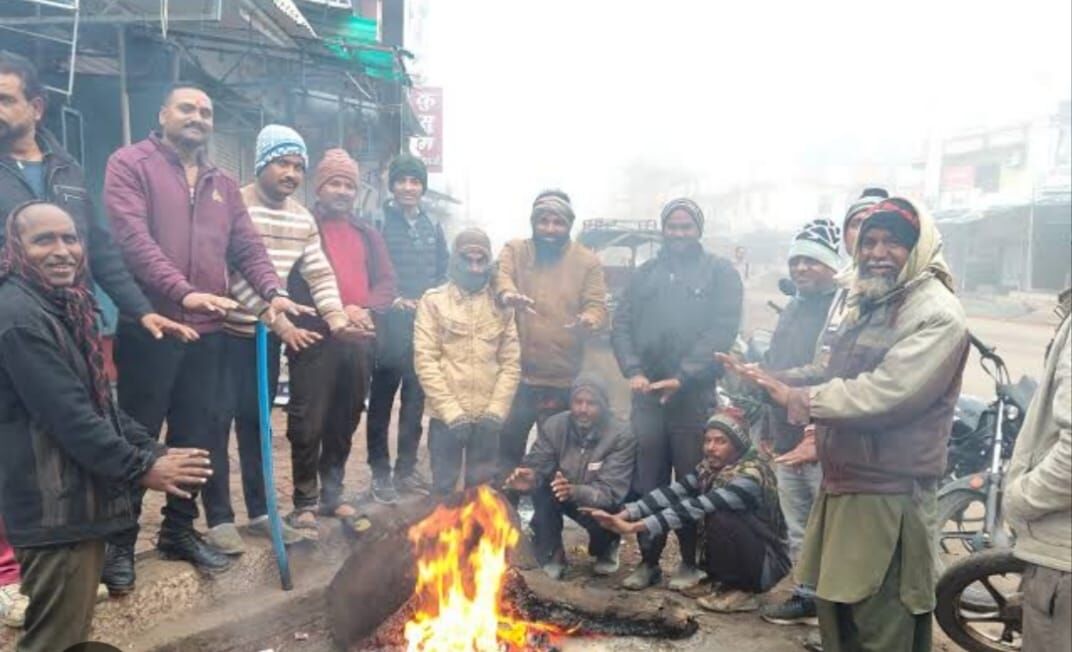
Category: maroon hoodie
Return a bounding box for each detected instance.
[104,133,281,333]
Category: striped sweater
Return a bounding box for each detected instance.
[227,185,348,336]
[624,471,762,537]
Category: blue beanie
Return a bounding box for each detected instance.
[254,124,308,177]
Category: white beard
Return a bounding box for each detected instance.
[854,274,897,301]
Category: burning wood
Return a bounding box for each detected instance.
[327,488,697,650]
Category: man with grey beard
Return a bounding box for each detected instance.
[720,197,969,652]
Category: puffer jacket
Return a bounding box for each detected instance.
[1005,312,1071,572]
[495,239,607,388]
[611,243,742,387]
[521,411,636,510]
[413,282,521,424]
[0,279,163,548]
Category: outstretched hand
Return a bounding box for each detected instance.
[503,467,537,492]
[140,313,199,343]
[714,352,792,407]
[580,507,645,535]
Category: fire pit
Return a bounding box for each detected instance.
[326,487,697,650]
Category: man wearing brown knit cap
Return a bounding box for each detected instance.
[414,228,521,495]
[283,148,397,534]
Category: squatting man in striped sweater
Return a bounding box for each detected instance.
[584,407,790,613]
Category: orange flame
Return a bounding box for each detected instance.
[403,486,567,651]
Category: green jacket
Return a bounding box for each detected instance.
[1005,313,1072,572]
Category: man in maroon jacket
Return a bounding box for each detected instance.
[284,149,397,535]
[102,83,307,587]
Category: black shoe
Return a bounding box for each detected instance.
[761,593,819,625]
[157,527,234,575]
[371,476,400,504]
[102,543,136,596]
[394,471,431,497]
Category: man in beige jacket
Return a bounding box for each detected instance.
[414,228,521,495]
[1004,290,1071,652]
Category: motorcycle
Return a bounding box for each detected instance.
[933,335,1037,652]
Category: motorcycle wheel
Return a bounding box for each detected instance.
[934,548,1025,652]
[938,489,987,556]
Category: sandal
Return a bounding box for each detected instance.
[285,507,321,541]
[318,500,372,536]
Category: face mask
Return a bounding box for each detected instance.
[449,255,491,293]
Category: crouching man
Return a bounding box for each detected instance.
[503,374,636,579]
[0,202,212,652]
[585,408,789,613]
[414,228,521,495]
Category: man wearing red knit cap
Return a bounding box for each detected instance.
[283,148,397,534]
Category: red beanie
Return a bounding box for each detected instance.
[314,148,360,193]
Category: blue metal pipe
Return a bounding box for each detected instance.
[256,323,293,590]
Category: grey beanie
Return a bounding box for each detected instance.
[660,198,705,235]
[788,218,843,271]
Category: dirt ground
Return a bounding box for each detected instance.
[123,274,1061,650]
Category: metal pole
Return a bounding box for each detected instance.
[256,323,293,591]
[117,25,131,146]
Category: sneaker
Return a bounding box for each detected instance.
[761,594,819,626]
[394,471,431,497]
[0,583,27,629]
[204,523,245,556]
[371,477,400,504]
[248,515,306,545]
[592,540,620,576]
[621,562,662,591]
[696,588,760,613]
[102,542,136,596]
[668,562,707,591]
[158,527,234,575]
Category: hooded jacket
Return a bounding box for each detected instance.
[1005,309,1071,572]
[0,279,163,547]
[783,199,969,494]
[611,243,743,386]
[495,239,608,387]
[0,128,153,320]
[520,375,636,510]
[104,133,281,332]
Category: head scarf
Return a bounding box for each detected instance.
[254,124,308,177]
[659,198,705,235]
[569,372,610,428]
[1,201,111,414]
[842,196,954,321]
[448,228,493,293]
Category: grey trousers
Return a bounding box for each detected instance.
[15,539,105,652]
[1022,563,1071,652]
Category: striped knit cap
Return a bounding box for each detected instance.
[254,124,308,176]
[660,198,705,235]
[531,194,575,225]
[705,406,751,453]
[788,218,842,271]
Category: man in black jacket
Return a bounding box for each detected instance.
[611,197,742,591]
[0,201,212,652]
[366,154,449,502]
[504,374,636,580]
[0,51,194,344]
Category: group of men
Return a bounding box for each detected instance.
[0,46,1069,652]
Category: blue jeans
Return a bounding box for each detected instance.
[776,461,822,599]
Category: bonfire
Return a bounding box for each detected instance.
[403,486,568,651]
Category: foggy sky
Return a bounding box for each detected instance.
[416,0,1072,242]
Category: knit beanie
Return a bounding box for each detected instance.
[314,148,360,193]
[843,187,890,236]
[531,194,576,225]
[788,218,843,272]
[705,407,751,453]
[254,124,308,177]
[449,227,493,293]
[533,188,571,206]
[660,198,705,235]
[389,154,428,192]
[570,372,610,413]
[860,198,921,250]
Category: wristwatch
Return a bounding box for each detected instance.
[267,288,290,301]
